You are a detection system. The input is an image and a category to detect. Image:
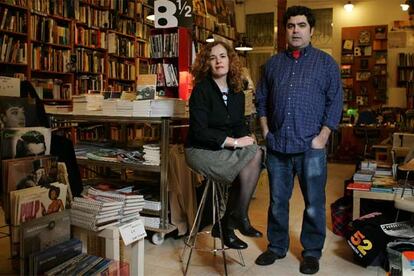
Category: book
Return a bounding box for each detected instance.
[44,253,87,276]
[346,182,372,191]
[31,239,82,276]
[1,127,52,159]
[136,74,157,100]
[20,210,71,275]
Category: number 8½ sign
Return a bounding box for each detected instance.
[154,0,193,29]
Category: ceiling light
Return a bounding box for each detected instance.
[344,1,354,12]
[401,1,410,11]
[146,14,155,21]
[206,34,214,43]
[235,41,253,51]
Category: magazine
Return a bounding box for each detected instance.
[380,221,414,238]
[1,127,51,159]
[2,155,58,222]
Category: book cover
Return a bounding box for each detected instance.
[1,127,51,159]
[0,96,42,129]
[11,182,67,226]
[346,182,372,191]
[20,210,71,275]
[2,155,58,222]
[31,238,82,275]
[136,74,157,100]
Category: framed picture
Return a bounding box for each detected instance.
[342,39,354,53]
[356,71,371,81]
[363,46,372,56]
[360,59,369,70]
[341,65,352,77]
[375,27,387,39]
[341,54,354,64]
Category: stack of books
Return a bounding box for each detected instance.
[70,197,123,231]
[72,94,104,114]
[347,169,375,191]
[87,186,145,222]
[132,98,186,117]
[142,144,160,166]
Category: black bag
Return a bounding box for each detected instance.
[346,213,391,267]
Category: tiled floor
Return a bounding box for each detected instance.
[0,163,384,275]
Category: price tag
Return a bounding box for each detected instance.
[119,219,147,246]
[154,0,193,29]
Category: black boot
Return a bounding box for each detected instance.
[228,214,263,237]
[211,220,248,249]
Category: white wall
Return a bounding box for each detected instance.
[237,0,411,107]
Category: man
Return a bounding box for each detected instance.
[255,6,343,275]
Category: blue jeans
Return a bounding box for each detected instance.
[266,148,327,259]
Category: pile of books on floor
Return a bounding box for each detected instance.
[132,98,186,117]
[142,144,160,166]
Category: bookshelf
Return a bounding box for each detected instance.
[0,1,29,77]
[0,0,154,99]
[397,52,414,88]
[341,25,388,108]
[149,26,192,99]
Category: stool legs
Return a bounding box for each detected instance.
[182,179,244,275]
[183,179,211,275]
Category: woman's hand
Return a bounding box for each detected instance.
[235,136,256,148]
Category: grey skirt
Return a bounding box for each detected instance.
[185,144,260,185]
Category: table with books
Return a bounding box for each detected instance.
[351,161,397,219]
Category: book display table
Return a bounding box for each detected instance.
[72,225,144,276]
[352,190,395,219]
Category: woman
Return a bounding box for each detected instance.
[0,98,26,128]
[185,41,263,249]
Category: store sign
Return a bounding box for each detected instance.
[154,0,193,28]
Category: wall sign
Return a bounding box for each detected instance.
[154,0,193,29]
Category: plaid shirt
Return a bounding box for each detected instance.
[256,44,343,154]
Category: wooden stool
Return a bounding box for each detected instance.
[181,177,245,275]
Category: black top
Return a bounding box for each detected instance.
[186,77,248,150]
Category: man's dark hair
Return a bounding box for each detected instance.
[283,6,316,28]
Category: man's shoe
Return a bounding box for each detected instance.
[211,222,248,249]
[255,249,286,266]
[299,256,319,274]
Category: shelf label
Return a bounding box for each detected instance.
[154,0,193,29]
[119,219,147,246]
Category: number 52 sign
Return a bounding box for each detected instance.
[154,0,193,29]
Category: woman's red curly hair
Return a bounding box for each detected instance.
[191,41,244,93]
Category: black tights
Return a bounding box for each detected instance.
[225,147,263,219]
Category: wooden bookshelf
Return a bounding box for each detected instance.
[341,25,388,108]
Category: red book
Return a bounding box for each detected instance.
[346,182,372,191]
